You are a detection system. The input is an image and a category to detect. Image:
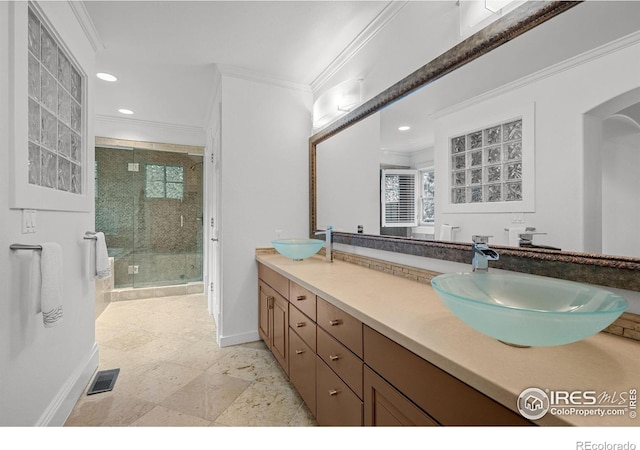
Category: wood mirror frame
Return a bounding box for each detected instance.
[308,0,640,292]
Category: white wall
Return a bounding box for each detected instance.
[317,114,380,235]
[0,2,98,425]
[432,39,640,252]
[601,115,640,257]
[216,73,312,346]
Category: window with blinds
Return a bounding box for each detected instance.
[381,169,419,227]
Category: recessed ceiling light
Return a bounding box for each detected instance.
[97,72,118,82]
[398,125,411,131]
[118,109,134,115]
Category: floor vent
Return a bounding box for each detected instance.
[87,368,120,395]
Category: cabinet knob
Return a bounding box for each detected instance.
[295,350,304,355]
[296,295,306,301]
[329,354,340,361]
[328,389,339,396]
[296,322,305,328]
[329,319,341,326]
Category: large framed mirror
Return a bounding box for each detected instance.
[310,1,640,292]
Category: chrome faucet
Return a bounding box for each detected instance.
[471,235,499,272]
[315,226,333,262]
[518,227,547,247]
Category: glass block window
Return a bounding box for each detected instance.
[27,7,83,194]
[449,118,522,204]
[145,164,184,200]
[420,168,435,224]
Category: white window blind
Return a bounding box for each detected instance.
[381,169,419,227]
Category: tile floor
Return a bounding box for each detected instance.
[65,293,317,427]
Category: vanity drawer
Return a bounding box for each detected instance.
[363,326,531,426]
[289,304,316,352]
[290,282,316,321]
[317,296,363,358]
[289,330,316,415]
[258,263,289,300]
[317,327,363,399]
[316,356,363,426]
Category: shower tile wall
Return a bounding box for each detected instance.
[95,147,203,288]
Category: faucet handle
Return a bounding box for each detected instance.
[472,235,493,244]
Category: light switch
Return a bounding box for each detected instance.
[22,209,37,234]
[511,213,524,224]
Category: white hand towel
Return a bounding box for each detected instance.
[40,243,64,328]
[439,224,456,241]
[507,227,527,246]
[95,232,112,280]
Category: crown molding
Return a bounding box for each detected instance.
[68,1,104,52]
[96,114,205,135]
[217,64,312,93]
[432,29,640,120]
[310,1,409,94]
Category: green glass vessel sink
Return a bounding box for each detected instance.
[271,239,324,261]
[430,272,627,347]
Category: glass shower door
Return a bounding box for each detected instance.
[131,148,203,288]
[95,145,203,289]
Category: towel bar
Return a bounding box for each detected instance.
[10,244,43,250]
[84,231,98,241]
[84,236,98,241]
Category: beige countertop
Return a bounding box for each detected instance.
[256,252,640,427]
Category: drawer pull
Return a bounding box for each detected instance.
[296,322,305,328]
[328,389,339,396]
[296,295,306,301]
[329,319,342,326]
[329,354,340,361]
[295,350,304,355]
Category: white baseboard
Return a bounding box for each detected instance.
[37,341,99,426]
[218,330,260,348]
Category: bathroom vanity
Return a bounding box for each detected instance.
[256,252,639,427]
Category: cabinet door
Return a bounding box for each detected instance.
[289,329,316,415]
[316,357,363,426]
[271,293,289,376]
[364,366,438,426]
[258,281,272,343]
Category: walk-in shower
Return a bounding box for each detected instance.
[95,145,203,290]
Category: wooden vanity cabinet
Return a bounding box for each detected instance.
[258,280,289,375]
[290,282,316,321]
[364,366,438,426]
[258,265,290,376]
[289,325,316,414]
[257,261,531,427]
[316,356,363,426]
[317,297,363,358]
[363,326,531,426]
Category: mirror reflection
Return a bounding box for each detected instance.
[316,1,640,257]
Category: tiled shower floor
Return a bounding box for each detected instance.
[65,293,316,426]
